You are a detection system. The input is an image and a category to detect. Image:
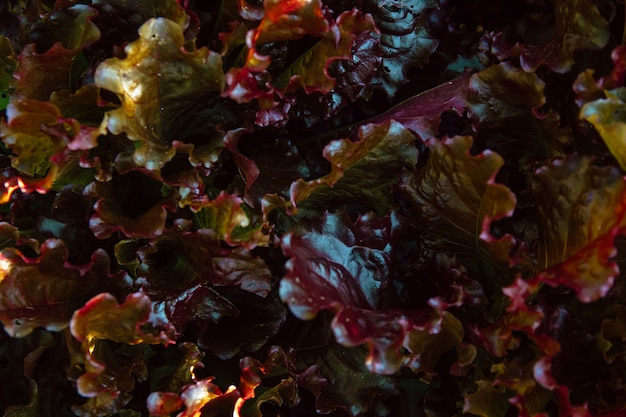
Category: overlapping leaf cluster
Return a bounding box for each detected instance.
[0,0,626,416]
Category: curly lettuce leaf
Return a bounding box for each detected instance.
[50,85,118,127]
[519,0,609,73]
[281,211,435,374]
[95,17,225,171]
[70,292,175,345]
[291,120,418,215]
[274,10,378,94]
[15,4,100,101]
[468,62,566,167]
[0,240,126,337]
[293,313,399,416]
[364,0,440,95]
[1,99,73,176]
[86,171,178,239]
[400,135,517,277]
[581,97,626,171]
[529,155,626,301]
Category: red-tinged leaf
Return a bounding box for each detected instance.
[1,99,68,177]
[193,191,269,247]
[151,285,239,335]
[50,84,118,127]
[237,348,303,417]
[196,288,285,359]
[463,380,510,417]
[292,314,398,416]
[529,156,626,301]
[253,0,327,46]
[0,240,125,338]
[86,171,178,239]
[210,248,275,297]
[518,0,609,73]
[400,135,516,276]
[14,4,100,101]
[364,0,440,95]
[467,62,566,166]
[367,72,471,140]
[581,98,626,171]
[405,311,476,378]
[290,120,418,215]
[90,0,194,47]
[536,232,619,302]
[70,292,175,345]
[177,378,240,417]
[95,17,225,172]
[281,211,433,374]
[120,230,275,301]
[146,391,184,416]
[475,306,545,358]
[275,10,378,94]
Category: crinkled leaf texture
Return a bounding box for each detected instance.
[0,98,100,200]
[467,62,566,166]
[529,155,626,302]
[14,4,101,101]
[581,95,626,171]
[280,211,436,375]
[290,120,418,215]
[519,0,609,72]
[0,239,125,338]
[70,292,175,345]
[364,0,440,95]
[400,135,516,277]
[95,17,225,171]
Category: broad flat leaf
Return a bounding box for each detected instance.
[519,0,609,72]
[0,240,124,337]
[14,4,100,101]
[400,135,516,276]
[291,120,418,215]
[70,292,175,345]
[364,0,440,95]
[95,17,225,171]
[274,10,377,93]
[367,72,471,140]
[529,156,626,301]
[581,98,626,171]
[468,62,566,167]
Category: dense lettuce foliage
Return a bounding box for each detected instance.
[1,0,626,416]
